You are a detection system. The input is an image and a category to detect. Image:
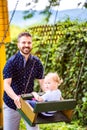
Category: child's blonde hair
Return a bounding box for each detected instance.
[45,72,63,86]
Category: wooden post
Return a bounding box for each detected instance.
[0,0,10,128]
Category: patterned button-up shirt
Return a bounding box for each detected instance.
[3,51,44,110]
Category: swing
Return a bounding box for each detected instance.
[18,93,76,126]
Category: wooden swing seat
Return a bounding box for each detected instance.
[18,93,76,126]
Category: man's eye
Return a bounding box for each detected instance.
[28,42,31,44]
[22,42,26,44]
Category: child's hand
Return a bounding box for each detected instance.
[32,92,43,102]
[32,92,39,100]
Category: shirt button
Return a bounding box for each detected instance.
[23,83,25,86]
[24,76,26,79]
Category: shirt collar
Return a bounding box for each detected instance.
[18,51,32,67]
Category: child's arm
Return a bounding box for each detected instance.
[32,92,44,102]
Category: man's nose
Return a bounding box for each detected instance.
[25,43,29,47]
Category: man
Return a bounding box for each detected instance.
[3,32,44,130]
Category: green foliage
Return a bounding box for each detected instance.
[23,0,60,23]
[5,42,18,60]
[19,119,26,130]
[6,19,87,125]
[76,92,87,125]
[84,2,87,8]
[40,122,86,130]
[19,120,86,130]
[23,10,36,19]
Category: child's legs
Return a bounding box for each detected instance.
[3,103,21,130]
[27,100,37,108]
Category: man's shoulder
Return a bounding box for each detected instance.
[31,55,40,61]
[31,55,41,64]
[7,52,19,63]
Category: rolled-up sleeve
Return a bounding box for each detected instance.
[3,58,13,79]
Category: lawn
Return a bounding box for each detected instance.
[19,119,87,130]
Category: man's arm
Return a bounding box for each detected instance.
[4,78,21,109]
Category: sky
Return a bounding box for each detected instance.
[7,0,86,11]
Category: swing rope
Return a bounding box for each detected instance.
[74,48,87,99]
[44,2,60,72]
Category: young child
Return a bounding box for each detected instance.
[27,72,63,116]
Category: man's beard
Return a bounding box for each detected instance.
[21,47,32,55]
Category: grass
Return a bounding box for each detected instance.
[19,119,87,130]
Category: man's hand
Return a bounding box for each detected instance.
[14,96,21,109]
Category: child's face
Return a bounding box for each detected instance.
[43,76,57,91]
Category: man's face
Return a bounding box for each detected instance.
[17,36,32,55]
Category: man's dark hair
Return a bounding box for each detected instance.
[18,32,32,41]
